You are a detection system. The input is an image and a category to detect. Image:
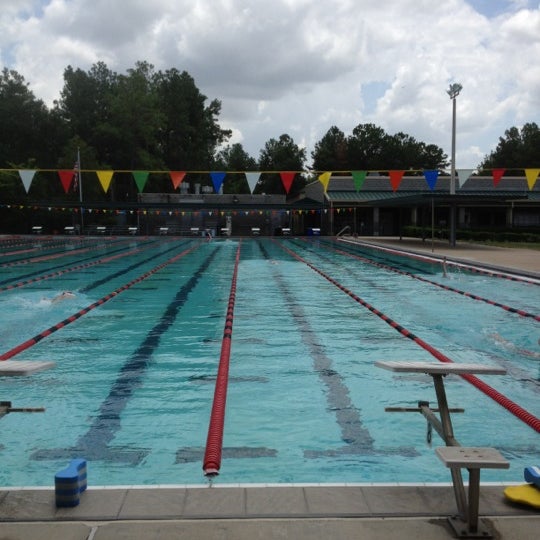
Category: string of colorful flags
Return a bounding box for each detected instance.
[0,205,333,217]
[5,167,540,194]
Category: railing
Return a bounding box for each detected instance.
[336,225,351,237]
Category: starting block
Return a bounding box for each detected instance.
[55,458,87,507]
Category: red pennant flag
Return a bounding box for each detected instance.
[389,170,405,191]
[170,171,186,189]
[58,170,75,194]
[492,168,505,187]
[280,171,296,194]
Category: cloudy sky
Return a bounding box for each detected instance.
[1,0,539,169]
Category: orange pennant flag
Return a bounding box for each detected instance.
[170,171,186,189]
[389,170,405,191]
[524,168,540,190]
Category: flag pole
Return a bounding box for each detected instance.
[77,147,84,233]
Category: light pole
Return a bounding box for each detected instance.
[447,82,462,246]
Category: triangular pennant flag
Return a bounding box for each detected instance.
[423,169,439,191]
[210,171,226,193]
[318,172,331,192]
[18,170,36,193]
[351,170,367,191]
[132,171,149,192]
[280,171,296,194]
[245,172,261,193]
[388,170,405,191]
[524,168,540,190]
[58,170,75,194]
[492,168,505,187]
[456,169,474,188]
[96,170,114,193]
[170,171,186,189]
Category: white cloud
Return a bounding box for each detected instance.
[1,0,539,168]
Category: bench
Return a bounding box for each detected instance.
[159,227,169,235]
[436,446,509,537]
[64,226,75,234]
[251,227,260,236]
[128,227,138,235]
[32,226,42,234]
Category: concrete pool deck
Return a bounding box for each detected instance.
[346,236,540,280]
[1,237,539,538]
[0,484,538,539]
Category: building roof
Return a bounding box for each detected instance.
[303,175,539,207]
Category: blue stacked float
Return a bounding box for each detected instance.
[54,458,87,507]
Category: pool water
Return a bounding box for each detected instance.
[0,236,538,487]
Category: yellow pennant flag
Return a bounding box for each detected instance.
[96,170,114,193]
[524,168,540,190]
[318,172,332,192]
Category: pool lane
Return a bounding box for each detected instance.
[277,240,540,434]
[257,240,416,459]
[31,246,221,464]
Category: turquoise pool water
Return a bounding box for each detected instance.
[0,236,538,487]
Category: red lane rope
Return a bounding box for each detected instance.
[323,242,540,321]
[0,245,198,360]
[203,241,242,477]
[278,241,540,434]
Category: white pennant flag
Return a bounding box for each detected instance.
[456,169,474,189]
[19,170,37,193]
[245,172,261,194]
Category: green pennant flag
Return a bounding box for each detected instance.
[132,171,149,192]
[351,170,367,191]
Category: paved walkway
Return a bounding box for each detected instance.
[346,236,540,280]
[1,236,539,539]
[0,484,539,539]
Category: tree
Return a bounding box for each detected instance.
[153,68,231,173]
[55,62,232,197]
[0,68,65,169]
[346,123,388,170]
[478,122,540,171]
[312,123,448,172]
[311,126,348,172]
[215,143,257,193]
[257,134,307,195]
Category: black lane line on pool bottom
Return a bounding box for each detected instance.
[31,247,220,465]
[258,240,417,459]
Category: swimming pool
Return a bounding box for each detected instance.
[0,236,538,487]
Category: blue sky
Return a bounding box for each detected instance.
[1,0,539,169]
